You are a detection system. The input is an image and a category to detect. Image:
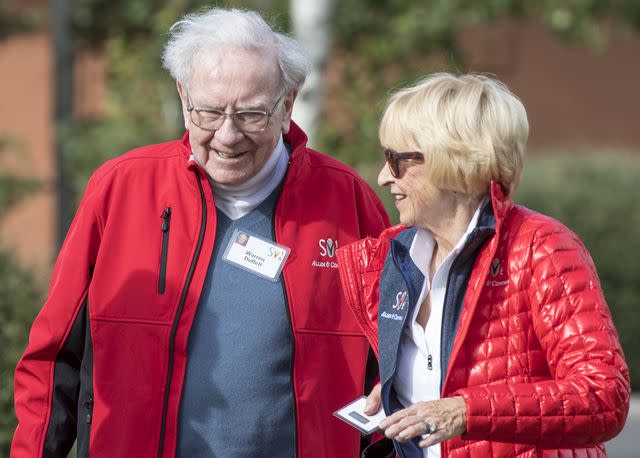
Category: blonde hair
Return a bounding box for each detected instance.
[379,73,529,197]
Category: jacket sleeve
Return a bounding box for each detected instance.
[455,222,630,447]
[11,174,104,457]
[356,178,390,239]
[337,240,381,356]
[336,177,390,352]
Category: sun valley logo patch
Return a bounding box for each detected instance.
[392,291,407,310]
[486,257,508,287]
[319,238,338,257]
[490,258,503,276]
[312,237,340,269]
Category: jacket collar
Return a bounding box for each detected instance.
[378,227,421,385]
[376,181,513,243]
[489,181,513,228]
[378,199,497,386]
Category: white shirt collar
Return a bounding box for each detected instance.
[409,197,487,278]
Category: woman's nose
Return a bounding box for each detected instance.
[378,162,393,187]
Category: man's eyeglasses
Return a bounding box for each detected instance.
[186,91,285,133]
[383,148,424,178]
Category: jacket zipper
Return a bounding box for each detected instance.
[82,395,94,424]
[157,171,207,458]
[158,207,172,294]
[440,255,461,391]
[271,164,298,457]
[388,241,411,458]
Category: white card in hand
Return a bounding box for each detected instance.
[333,396,386,435]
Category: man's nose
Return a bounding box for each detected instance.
[214,116,245,144]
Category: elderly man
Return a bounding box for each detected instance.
[12,8,389,458]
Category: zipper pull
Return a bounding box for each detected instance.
[82,396,94,424]
[427,354,433,371]
[161,208,171,232]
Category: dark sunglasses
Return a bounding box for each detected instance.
[383,148,425,178]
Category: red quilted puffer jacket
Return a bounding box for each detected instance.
[337,183,630,457]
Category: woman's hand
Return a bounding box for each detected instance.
[379,396,467,448]
[364,383,382,415]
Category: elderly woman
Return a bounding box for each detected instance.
[337,73,630,457]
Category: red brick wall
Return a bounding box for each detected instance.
[461,18,640,151]
[0,32,55,277]
[0,31,105,277]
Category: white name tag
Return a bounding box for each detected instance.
[222,229,290,282]
[333,396,387,435]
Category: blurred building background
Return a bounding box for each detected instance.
[1,0,639,455]
[2,4,640,274]
[0,30,105,275]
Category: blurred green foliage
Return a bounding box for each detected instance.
[0,173,39,213]
[0,250,41,454]
[0,0,44,39]
[0,149,43,454]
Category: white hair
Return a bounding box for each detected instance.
[162,8,309,93]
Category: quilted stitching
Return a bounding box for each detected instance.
[339,185,630,457]
[449,208,629,455]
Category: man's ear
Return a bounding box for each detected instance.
[281,89,298,134]
[176,81,190,131]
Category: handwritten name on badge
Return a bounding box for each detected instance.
[223,230,290,281]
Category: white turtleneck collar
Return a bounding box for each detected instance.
[202,134,289,220]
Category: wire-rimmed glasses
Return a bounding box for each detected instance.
[186,90,285,133]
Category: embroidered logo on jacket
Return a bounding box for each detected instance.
[490,258,503,276]
[486,258,508,287]
[392,291,407,310]
[312,237,339,269]
[381,312,403,321]
[319,238,338,257]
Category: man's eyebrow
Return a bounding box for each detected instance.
[191,101,224,111]
[193,100,269,111]
[236,101,270,111]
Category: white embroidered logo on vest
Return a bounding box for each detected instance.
[392,291,407,310]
